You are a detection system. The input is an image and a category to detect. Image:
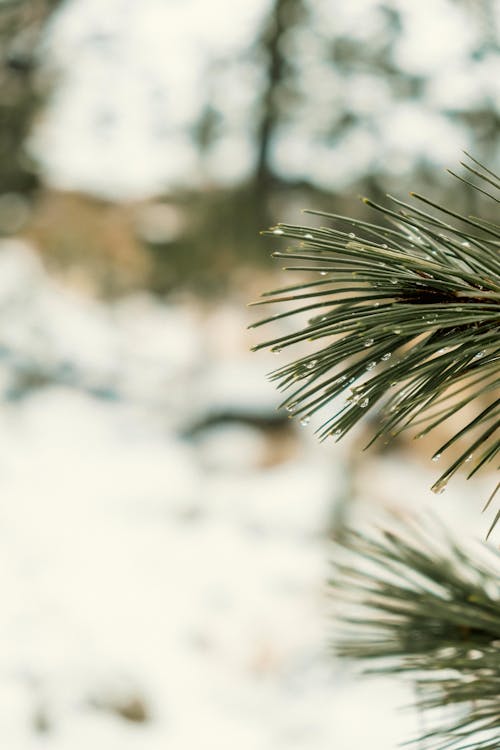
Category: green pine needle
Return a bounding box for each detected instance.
[330,517,500,750]
[250,156,500,527]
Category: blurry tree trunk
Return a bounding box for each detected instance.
[254,0,288,192]
[253,0,307,225]
[0,0,61,197]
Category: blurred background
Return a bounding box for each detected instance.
[0,0,498,747]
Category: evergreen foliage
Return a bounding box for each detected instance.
[331,519,500,750]
[250,155,499,533]
[251,155,500,748]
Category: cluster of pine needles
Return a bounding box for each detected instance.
[250,155,500,748]
[250,154,500,534]
[331,518,500,750]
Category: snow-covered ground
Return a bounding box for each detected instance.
[3,0,496,743]
[0,240,495,748]
[0,239,430,749]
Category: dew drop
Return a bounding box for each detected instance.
[300,416,311,426]
[272,346,282,353]
[359,398,370,408]
[366,361,377,371]
[364,338,374,347]
[381,244,388,249]
[381,352,392,361]
[392,328,402,334]
[465,454,473,463]
[461,241,471,247]
[273,228,284,235]
[348,232,355,238]
[306,359,317,369]
[432,454,441,463]
[285,403,296,413]
[304,233,314,239]
[431,478,448,495]
[437,347,449,354]
[335,375,347,384]
[472,350,485,361]
[319,271,328,276]
[390,278,397,285]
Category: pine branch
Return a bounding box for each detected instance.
[250,157,500,529]
[331,518,500,750]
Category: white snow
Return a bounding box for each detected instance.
[0,240,424,748]
[3,0,497,743]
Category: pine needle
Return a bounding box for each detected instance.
[251,156,500,525]
[331,516,500,750]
